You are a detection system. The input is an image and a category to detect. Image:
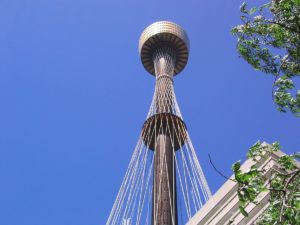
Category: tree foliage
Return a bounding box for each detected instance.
[230,1,300,223]
[232,141,300,224]
[232,0,300,116]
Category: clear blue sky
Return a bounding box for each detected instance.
[0,0,299,224]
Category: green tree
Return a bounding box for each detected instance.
[231,142,300,224]
[232,0,300,116]
[230,1,300,224]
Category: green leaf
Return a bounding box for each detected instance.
[261,2,271,9]
[296,201,300,210]
[232,161,241,173]
[271,141,281,152]
[247,141,262,158]
[238,43,247,54]
[239,206,249,217]
[227,219,235,225]
[249,7,257,15]
[240,2,248,13]
[231,27,238,34]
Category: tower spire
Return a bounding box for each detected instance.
[107,21,211,225]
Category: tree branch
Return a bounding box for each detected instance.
[208,154,236,182]
[268,20,300,35]
[277,168,300,223]
[286,168,300,186]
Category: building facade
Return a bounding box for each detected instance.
[187,143,299,225]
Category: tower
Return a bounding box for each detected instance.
[107,21,211,225]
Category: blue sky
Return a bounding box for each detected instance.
[0,0,299,224]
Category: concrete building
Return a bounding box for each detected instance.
[186,143,299,225]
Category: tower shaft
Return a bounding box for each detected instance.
[154,47,176,114]
[152,48,178,225]
[153,134,177,225]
